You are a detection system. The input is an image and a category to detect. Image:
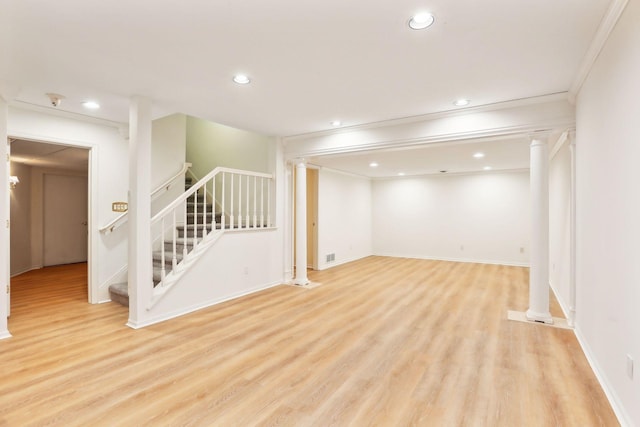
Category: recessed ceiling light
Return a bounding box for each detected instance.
[454,99,470,107]
[473,152,485,158]
[483,166,492,171]
[409,13,435,30]
[331,120,342,127]
[369,162,379,168]
[233,74,251,84]
[82,101,100,110]
[398,172,406,176]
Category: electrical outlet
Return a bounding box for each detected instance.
[520,247,525,254]
[627,354,634,379]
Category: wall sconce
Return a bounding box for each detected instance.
[9,176,19,189]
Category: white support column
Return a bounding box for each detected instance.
[293,161,309,286]
[568,134,577,327]
[127,96,153,328]
[527,135,553,324]
[0,95,11,339]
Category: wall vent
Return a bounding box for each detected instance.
[326,253,335,262]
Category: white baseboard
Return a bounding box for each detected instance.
[126,280,283,329]
[99,264,128,290]
[548,280,571,319]
[573,326,633,427]
[0,331,12,340]
[373,252,529,267]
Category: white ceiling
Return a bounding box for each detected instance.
[309,137,531,178]
[1,0,610,138]
[10,139,89,172]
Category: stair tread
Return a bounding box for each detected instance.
[109,282,128,296]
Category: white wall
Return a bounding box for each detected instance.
[373,171,529,266]
[186,116,274,179]
[549,141,571,315]
[139,230,283,327]
[316,169,372,270]
[9,162,31,276]
[575,1,640,424]
[151,113,187,216]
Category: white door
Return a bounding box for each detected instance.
[43,174,88,266]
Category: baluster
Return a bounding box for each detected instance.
[172,210,177,270]
[260,177,264,228]
[253,176,257,228]
[221,173,226,230]
[238,175,243,228]
[183,198,188,260]
[161,217,166,284]
[267,177,271,227]
[193,192,198,250]
[212,175,217,230]
[202,180,208,239]
[246,175,250,229]
[230,174,235,229]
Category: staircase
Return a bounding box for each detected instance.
[109,177,220,307]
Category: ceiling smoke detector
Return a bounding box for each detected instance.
[46,93,65,107]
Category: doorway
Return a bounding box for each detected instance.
[8,139,90,312]
[306,168,318,270]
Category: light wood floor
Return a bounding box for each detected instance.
[2,258,618,426]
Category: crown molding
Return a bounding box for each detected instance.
[569,0,630,102]
[8,100,126,129]
[283,93,570,142]
[285,117,576,159]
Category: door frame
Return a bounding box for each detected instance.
[7,136,98,304]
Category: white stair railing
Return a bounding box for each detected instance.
[150,167,273,291]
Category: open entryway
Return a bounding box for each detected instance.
[8,138,91,318]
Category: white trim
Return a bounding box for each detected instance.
[548,279,571,320]
[8,100,126,129]
[549,131,570,160]
[573,326,632,427]
[286,121,576,159]
[568,0,630,101]
[371,253,529,268]
[87,146,99,303]
[126,280,282,329]
[99,263,128,297]
[0,331,11,340]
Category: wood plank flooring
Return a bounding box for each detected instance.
[1,258,619,426]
